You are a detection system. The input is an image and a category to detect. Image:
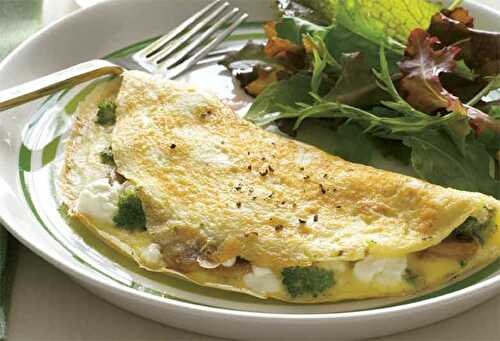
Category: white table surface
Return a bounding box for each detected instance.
[5,0,500,340]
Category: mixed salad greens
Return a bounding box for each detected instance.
[220,0,500,198]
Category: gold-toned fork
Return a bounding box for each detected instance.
[0,0,247,111]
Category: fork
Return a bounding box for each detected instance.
[0,0,247,111]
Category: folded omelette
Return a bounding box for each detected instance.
[61,71,500,303]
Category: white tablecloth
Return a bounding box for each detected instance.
[6,1,500,340]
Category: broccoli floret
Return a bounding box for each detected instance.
[451,212,496,245]
[281,266,334,298]
[112,189,146,230]
[99,147,115,166]
[96,100,117,125]
[403,269,419,286]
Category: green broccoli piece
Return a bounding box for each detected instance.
[112,189,146,230]
[451,211,496,245]
[403,269,418,286]
[96,100,117,125]
[99,147,115,166]
[281,266,334,298]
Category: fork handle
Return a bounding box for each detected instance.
[0,59,124,112]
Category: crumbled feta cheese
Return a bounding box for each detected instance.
[243,266,281,295]
[222,257,236,267]
[141,243,162,266]
[197,257,220,269]
[76,178,122,224]
[353,255,407,285]
[197,256,237,269]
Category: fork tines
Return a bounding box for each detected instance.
[133,0,248,77]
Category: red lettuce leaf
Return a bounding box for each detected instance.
[428,7,500,76]
[440,72,486,103]
[398,28,461,112]
[398,28,500,135]
[465,105,500,135]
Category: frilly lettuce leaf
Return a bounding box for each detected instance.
[398,29,500,136]
[428,7,500,76]
[298,0,443,46]
[398,28,461,113]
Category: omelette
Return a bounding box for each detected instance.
[61,71,500,303]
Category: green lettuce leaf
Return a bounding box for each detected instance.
[274,16,401,72]
[453,60,478,81]
[330,122,393,165]
[275,16,327,44]
[246,73,314,120]
[325,52,390,106]
[324,25,400,71]
[404,130,499,198]
[298,0,443,46]
[488,105,500,119]
[292,120,414,175]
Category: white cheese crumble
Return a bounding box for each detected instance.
[141,243,162,266]
[198,256,237,269]
[197,258,220,269]
[76,178,122,224]
[243,266,281,295]
[222,257,236,267]
[353,256,407,285]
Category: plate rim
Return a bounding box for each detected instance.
[0,0,499,321]
[2,210,499,320]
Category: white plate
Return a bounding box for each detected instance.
[74,0,106,8]
[0,0,499,339]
